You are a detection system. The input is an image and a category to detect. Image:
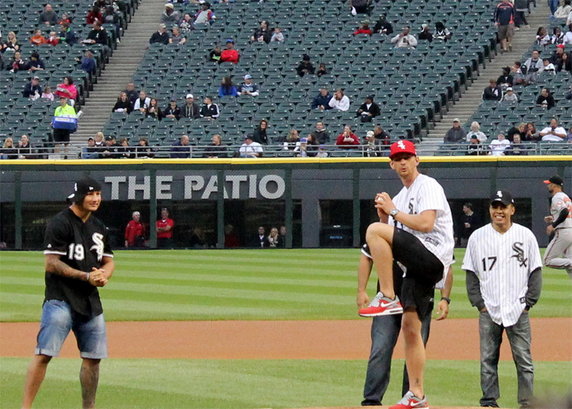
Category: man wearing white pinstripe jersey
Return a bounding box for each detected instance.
[463,190,542,409]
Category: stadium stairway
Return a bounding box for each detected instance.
[424,0,550,144]
[71,0,165,147]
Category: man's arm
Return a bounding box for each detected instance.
[356,254,373,308]
[375,192,436,232]
[553,128,567,138]
[465,270,486,311]
[44,254,110,287]
[525,267,542,309]
[435,265,453,320]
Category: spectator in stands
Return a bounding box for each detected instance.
[311,122,330,144]
[328,89,350,111]
[135,137,154,158]
[238,74,259,96]
[200,96,220,119]
[52,97,77,150]
[194,2,215,27]
[466,135,486,156]
[251,20,272,44]
[523,50,543,83]
[180,13,193,33]
[418,24,433,42]
[523,122,539,142]
[507,122,525,142]
[252,119,269,144]
[22,76,43,99]
[482,79,502,101]
[391,26,417,48]
[149,24,170,45]
[356,95,380,122]
[103,6,122,39]
[86,6,103,25]
[39,4,59,26]
[363,130,383,157]
[353,20,373,36]
[444,118,467,143]
[351,0,372,15]
[511,61,527,85]
[208,44,222,62]
[82,137,98,159]
[311,88,332,110]
[535,27,551,46]
[8,51,27,72]
[535,88,555,109]
[145,98,162,120]
[539,118,567,141]
[335,125,360,148]
[85,22,110,60]
[373,125,391,146]
[124,211,145,248]
[555,0,572,18]
[505,134,529,155]
[1,31,20,53]
[94,132,105,150]
[133,90,151,112]
[218,76,238,97]
[489,133,511,156]
[58,12,72,26]
[124,83,138,104]
[494,0,515,53]
[101,135,121,159]
[267,227,282,248]
[239,135,263,158]
[296,54,315,77]
[161,3,181,25]
[373,14,393,35]
[58,23,77,45]
[163,99,181,119]
[54,76,78,105]
[41,85,54,101]
[564,23,572,44]
[270,27,284,43]
[17,134,33,159]
[1,138,17,160]
[79,50,96,76]
[496,66,513,90]
[434,22,452,41]
[316,63,327,77]
[112,92,132,113]
[182,94,200,118]
[514,0,529,28]
[283,129,301,152]
[203,134,227,158]
[30,30,47,46]
[169,26,186,45]
[551,27,565,45]
[466,121,487,143]
[539,58,556,74]
[551,45,572,72]
[501,87,518,104]
[27,52,45,73]
[171,134,192,158]
[47,30,60,46]
[219,39,240,64]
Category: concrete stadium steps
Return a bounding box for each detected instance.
[424,0,551,144]
[71,0,166,146]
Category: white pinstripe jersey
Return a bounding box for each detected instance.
[391,174,455,287]
[462,223,542,326]
[550,191,572,229]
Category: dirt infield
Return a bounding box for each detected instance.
[1,318,571,361]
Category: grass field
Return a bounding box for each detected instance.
[1,249,571,409]
[1,249,571,322]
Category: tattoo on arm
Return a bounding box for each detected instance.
[45,255,87,281]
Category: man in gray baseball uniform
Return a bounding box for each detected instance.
[542,175,572,277]
[463,190,542,409]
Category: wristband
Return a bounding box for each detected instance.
[85,272,90,282]
[440,297,451,304]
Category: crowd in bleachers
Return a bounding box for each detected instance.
[1,0,571,159]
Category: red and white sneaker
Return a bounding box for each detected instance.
[358,292,403,317]
[389,391,429,409]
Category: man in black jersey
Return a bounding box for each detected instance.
[22,177,114,409]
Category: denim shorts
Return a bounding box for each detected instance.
[35,299,108,359]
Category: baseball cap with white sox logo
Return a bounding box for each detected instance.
[389,140,417,159]
[67,177,102,203]
[490,190,514,206]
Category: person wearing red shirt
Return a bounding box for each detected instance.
[336,125,361,148]
[156,208,175,248]
[353,21,373,35]
[124,211,145,248]
[219,39,240,64]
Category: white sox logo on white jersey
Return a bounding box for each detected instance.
[90,233,104,262]
[511,242,528,267]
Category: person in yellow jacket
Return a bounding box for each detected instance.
[52,96,77,144]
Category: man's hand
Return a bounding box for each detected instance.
[544,215,554,223]
[434,299,449,320]
[89,267,109,287]
[375,192,397,215]
[546,225,555,236]
[356,290,370,309]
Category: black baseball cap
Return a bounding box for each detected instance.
[67,177,101,202]
[543,175,564,186]
[490,190,514,206]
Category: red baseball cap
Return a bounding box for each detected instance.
[389,140,417,159]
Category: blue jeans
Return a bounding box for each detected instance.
[36,299,108,359]
[479,311,533,407]
[361,303,432,406]
[548,0,558,14]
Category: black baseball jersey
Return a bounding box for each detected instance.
[43,208,113,317]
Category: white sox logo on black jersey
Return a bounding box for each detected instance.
[90,233,104,262]
[511,242,528,267]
